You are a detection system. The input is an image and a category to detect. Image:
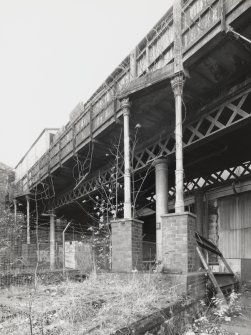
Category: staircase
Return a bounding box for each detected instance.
[195,232,238,302]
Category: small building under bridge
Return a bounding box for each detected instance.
[13,0,251,289]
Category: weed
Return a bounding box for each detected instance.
[184,290,243,335]
[0,272,179,334]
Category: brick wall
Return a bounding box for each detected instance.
[111,219,143,272]
[186,272,207,297]
[131,220,143,269]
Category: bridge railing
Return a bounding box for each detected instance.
[16,0,244,193]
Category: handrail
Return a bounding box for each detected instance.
[195,232,222,256]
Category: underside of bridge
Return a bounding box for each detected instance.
[20,7,251,220]
[14,2,251,281]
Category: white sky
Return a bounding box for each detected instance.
[0,0,173,168]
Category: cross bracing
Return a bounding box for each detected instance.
[51,83,251,209]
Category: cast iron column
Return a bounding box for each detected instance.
[13,199,17,224]
[25,195,30,244]
[171,74,185,213]
[50,212,56,270]
[122,98,132,219]
[153,158,168,261]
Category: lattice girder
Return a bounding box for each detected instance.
[180,161,251,197]
[52,86,251,209]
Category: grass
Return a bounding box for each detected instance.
[0,272,179,335]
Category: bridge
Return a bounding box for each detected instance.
[14,0,251,276]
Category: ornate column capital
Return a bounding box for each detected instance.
[121,97,131,116]
[171,73,185,98]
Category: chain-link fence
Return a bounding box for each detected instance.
[0,210,113,287]
[0,208,159,288]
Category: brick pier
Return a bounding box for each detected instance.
[111,219,143,272]
[161,212,206,297]
[161,212,199,273]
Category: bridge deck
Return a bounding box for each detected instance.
[15,0,250,197]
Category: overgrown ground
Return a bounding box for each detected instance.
[183,285,250,335]
[0,272,179,335]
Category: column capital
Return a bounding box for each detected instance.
[153,157,169,167]
[171,73,185,97]
[120,97,131,115]
[49,210,56,217]
[25,194,30,201]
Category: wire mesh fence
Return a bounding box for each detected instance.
[0,212,111,287]
[0,208,158,288]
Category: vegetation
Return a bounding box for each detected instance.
[0,272,178,335]
[183,290,243,335]
[0,209,24,272]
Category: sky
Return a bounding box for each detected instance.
[0,0,173,168]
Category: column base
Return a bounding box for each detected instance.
[111,219,143,272]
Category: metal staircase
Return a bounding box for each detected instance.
[195,232,239,303]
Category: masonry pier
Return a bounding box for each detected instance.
[111,219,143,272]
